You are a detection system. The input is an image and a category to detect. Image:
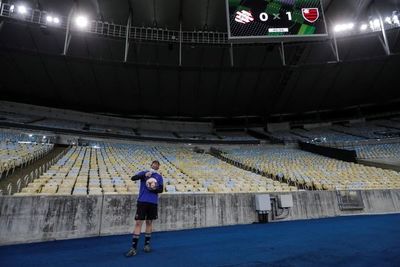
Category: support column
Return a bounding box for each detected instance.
[179,21,182,66]
[124,13,132,62]
[378,15,391,56]
[331,31,340,62]
[229,43,234,67]
[63,4,75,56]
[279,42,286,66]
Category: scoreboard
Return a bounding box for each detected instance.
[226,0,328,42]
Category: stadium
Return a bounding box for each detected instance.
[0,0,400,266]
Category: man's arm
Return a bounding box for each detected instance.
[153,176,164,193]
[153,184,164,193]
[131,171,146,181]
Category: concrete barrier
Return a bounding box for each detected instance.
[0,190,399,245]
[100,194,137,235]
[99,193,257,235]
[0,196,102,244]
[284,191,341,220]
[360,190,400,213]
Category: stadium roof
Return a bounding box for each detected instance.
[0,0,400,120]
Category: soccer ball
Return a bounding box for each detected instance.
[146,177,158,190]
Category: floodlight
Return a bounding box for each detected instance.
[393,15,399,25]
[334,23,354,33]
[75,15,88,28]
[46,15,60,24]
[17,5,27,14]
[360,24,368,31]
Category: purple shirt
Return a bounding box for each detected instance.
[136,170,164,205]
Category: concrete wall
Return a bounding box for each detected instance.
[99,194,258,235]
[0,190,399,245]
[0,196,102,244]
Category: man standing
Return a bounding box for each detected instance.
[125,160,164,257]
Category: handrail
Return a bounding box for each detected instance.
[16,178,21,192]
[7,183,12,195]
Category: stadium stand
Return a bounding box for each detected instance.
[89,124,136,135]
[0,111,40,124]
[15,143,166,196]
[293,127,364,143]
[2,115,400,196]
[14,142,296,195]
[333,123,399,139]
[349,143,400,159]
[0,130,25,142]
[268,123,400,144]
[268,130,307,143]
[156,146,295,193]
[139,130,176,139]
[374,119,400,130]
[220,147,400,191]
[218,132,259,142]
[178,132,219,140]
[32,119,85,131]
[0,108,259,144]
[0,135,53,179]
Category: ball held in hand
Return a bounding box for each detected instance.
[146,177,158,190]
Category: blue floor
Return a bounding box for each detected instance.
[1,214,400,267]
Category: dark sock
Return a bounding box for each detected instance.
[132,234,140,249]
[144,233,151,246]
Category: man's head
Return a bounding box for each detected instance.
[151,160,160,171]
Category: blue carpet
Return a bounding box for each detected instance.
[1,214,400,267]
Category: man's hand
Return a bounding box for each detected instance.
[150,183,157,190]
[145,172,152,178]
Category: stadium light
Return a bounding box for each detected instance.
[75,15,89,28]
[360,24,368,31]
[370,19,381,31]
[334,23,354,33]
[385,17,392,24]
[46,15,60,25]
[17,5,27,14]
[393,14,400,25]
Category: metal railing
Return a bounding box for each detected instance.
[0,3,229,45]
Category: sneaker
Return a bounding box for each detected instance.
[143,244,151,253]
[125,247,137,257]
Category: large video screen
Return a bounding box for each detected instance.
[226,0,328,42]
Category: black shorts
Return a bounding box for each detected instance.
[135,201,158,220]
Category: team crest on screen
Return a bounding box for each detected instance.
[302,8,319,23]
[235,10,254,24]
